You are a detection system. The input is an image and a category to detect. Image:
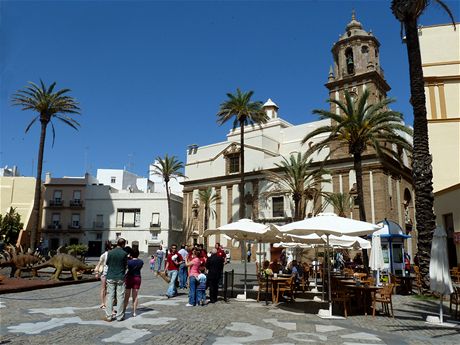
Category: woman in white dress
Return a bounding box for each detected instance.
[94,241,112,309]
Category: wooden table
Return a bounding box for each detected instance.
[270,276,291,303]
[345,285,382,316]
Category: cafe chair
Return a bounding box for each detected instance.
[372,283,394,318]
[389,274,401,294]
[449,285,460,319]
[257,276,273,303]
[353,272,367,281]
[332,285,352,318]
[276,276,295,303]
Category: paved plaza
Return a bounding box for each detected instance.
[0,259,459,345]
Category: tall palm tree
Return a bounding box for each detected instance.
[265,152,329,221]
[323,192,354,217]
[151,155,185,234]
[391,0,455,292]
[198,187,220,249]
[12,80,80,250]
[217,89,269,219]
[303,89,413,222]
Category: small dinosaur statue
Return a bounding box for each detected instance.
[0,245,44,278]
[32,253,95,281]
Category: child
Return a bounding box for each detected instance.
[197,266,207,306]
[149,255,155,272]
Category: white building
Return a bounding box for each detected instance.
[41,168,183,256]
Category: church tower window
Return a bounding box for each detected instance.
[345,48,354,75]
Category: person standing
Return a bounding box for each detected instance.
[247,248,252,263]
[155,245,165,273]
[104,238,128,322]
[178,245,189,289]
[94,241,112,309]
[164,244,183,298]
[185,247,201,306]
[196,266,207,306]
[124,249,143,317]
[206,248,224,303]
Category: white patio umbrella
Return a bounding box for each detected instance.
[369,235,385,286]
[325,234,372,250]
[204,218,273,298]
[279,212,381,318]
[429,225,454,323]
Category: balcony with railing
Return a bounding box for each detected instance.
[68,223,83,232]
[150,221,161,229]
[69,199,84,208]
[47,223,62,230]
[93,221,104,229]
[48,199,64,207]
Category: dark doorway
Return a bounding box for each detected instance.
[132,241,139,253]
[88,241,102,257]
[443,213,458,268]
[50,238,60,250]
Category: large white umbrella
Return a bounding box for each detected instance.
[204,218,273,298]
[429,225,454,323]
[325,234,372,250]
[369,235,385,286]
[279,212,381,318]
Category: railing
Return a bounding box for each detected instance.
[69,200,83,207]
[49,199,64,207]
[93,221,104,228]
[69,224,81,229]
[150,222,161,228]
[47,224,62,229]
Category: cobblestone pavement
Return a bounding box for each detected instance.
[0,260,459,345]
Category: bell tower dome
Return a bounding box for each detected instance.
[326,11,390,105]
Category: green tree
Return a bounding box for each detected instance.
[323,192,354,217]
[12,80,80,250]
[151,155,185,234]
[303,89,412,222]
[0,208,24,245]
[265,152,329,221]
[391,0,455,292]
[198,187,220,249]
[217,89,269,219]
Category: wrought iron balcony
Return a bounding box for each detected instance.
[47,224,62,229]
[49,199,64,207]
[69,223,81,229]
[69,199,84,207]
[93,221,104,228]
[150,222,161,229]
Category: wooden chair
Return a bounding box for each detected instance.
[257,277,273,303]
[353,272,367,281]
[332,281,352,318]
[450,268,460,284]
[449,285,460,319]
[343,268,354,278]
[372,284,394,318]
[276,276,295,303]
[362,276,376,286]
[389,274,401,294]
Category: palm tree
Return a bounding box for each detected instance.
[12,80,80,250]
[303,89,413,222]
[151,155,185,234]
[391,0,455,292]
[217,89,269,219]
[323,192,354,217]
[265,152,329,221]
[198,187,220,249]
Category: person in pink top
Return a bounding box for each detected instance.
[186,247,202,306]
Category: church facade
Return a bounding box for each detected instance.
[182,14,415,260]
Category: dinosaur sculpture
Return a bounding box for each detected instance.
[0,245,44,278]
[32,253,95,281]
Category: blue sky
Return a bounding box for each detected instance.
[1,0,458,178]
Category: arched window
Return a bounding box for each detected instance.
[345,48,354,74]
[361,45,369,64]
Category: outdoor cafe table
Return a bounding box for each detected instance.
[345,285,382,316]
[270,276,291,303]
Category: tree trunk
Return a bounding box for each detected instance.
[353,151,369,269]
[293,194,301,221]
[239,121,245,219]
[166,180,172,238]
[404,18,436,293]
[31,122,48,250]
[353,152,367,222]
[204,205,209,250]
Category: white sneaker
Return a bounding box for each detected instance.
[185,303,194,307]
